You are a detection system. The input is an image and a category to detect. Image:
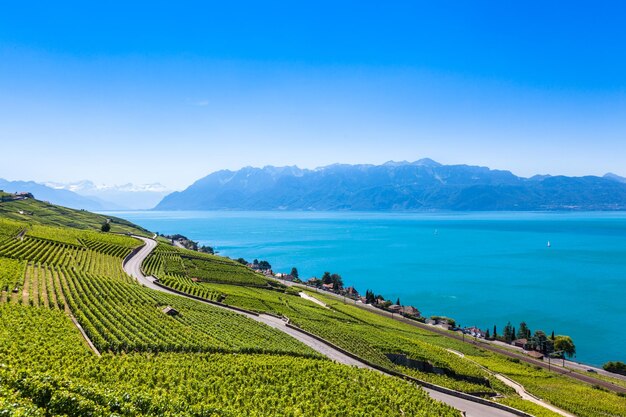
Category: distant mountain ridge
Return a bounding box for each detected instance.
[45,180,170,210]
[0,179,112,211]
[155,160,626,211]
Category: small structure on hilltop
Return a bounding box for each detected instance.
[526,350,544,360]
[161,306,179,316]
[321,283,334,291]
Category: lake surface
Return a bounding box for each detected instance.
[110,210,626,366]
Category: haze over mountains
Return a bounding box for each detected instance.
[45,181,170,210]
[156,159,626,211]
[0,179,169,210]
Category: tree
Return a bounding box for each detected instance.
[365,290,375,304]
[517,322,531,340]
[101,222,111,232]
[551,330,555,341]
[485,329,491,339]
[554,335,576,358]
[236,258,247,265]
[253,259,259,265]
[321,272,332,285]
[330,273,343,289]
[503,322,515,343]
[603,361,626,376]
[396,297,401,306]
[258,260,271,271]
[493,325,497,339]
[530,330,554,354]
[199,245,214,254]
[290,267,299,279]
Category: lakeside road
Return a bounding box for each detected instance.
[283,280,626,395]
[123,236,525,417]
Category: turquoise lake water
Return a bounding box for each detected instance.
[111,210,626,366]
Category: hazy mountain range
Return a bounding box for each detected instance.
[156,159,626,211]
[45,181,170,210]
[0,179,169,210]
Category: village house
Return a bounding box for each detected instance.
[401,305,421,318]
[464,326,486,338]
[388,304,403,314]
[277,273,295,281]
[426,317,451,330]
[321,283,334,291]
[343,286,359,297]
[436,321,451,330]
[513,338,528,349]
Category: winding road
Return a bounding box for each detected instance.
[124,236,527,417]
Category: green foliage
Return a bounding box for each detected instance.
[0,304,458,417]
[59,265,315,356]
[143,243,268,286]
[553,335,576,358]
[0,257,24,292]
[0,197,150,236]
[603,361,626,376]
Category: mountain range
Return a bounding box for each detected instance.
[155,159,626,211]
[45,180,170,210]
[0,179,169,210]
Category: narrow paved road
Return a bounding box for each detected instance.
[124,236,525,417]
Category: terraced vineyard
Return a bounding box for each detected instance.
[0,210,460,416]
[2,199,625,417]
[154,259,626,417]
[144,243,269,286]
[0,304,458,417]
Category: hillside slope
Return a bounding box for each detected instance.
[0,191,149,235]
[0,200,460,417]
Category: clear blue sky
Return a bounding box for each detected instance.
[1,1,625,189]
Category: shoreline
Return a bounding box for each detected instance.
[276,277,626,384]
[113,210,626,368]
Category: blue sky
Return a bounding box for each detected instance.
[1,1,625,189]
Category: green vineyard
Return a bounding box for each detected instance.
[0,304,458,417]
[0,203,461,416]
[143,243,269,286]
[1,197,625,417]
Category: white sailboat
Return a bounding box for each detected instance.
[547,240,551,248]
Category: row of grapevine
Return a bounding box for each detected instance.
[27,223,141,248]
[58,266,317,356]
[0,236,134,284]
[159,274,222,301]
[80,238,133,258]
[0,304,459,417]
[144,243,268,286]
[0,257,24,294]
[0,218,24,239]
